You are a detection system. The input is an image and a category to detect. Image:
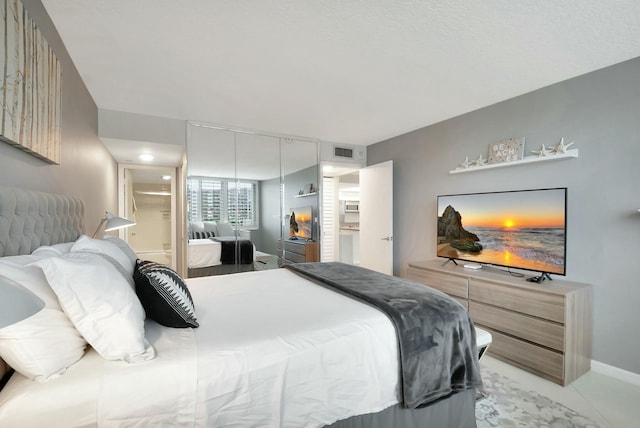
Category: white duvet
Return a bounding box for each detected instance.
[188,238,223,268]
[0,269,399,427]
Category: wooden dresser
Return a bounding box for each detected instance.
[407,260,592,386]
[278,239,319,263]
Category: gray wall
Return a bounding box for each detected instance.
[367,57,640,375]
[257,164,320,255]
[0,1,117,233]
[258,176,281,255]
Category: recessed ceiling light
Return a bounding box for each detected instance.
[138,153,154,162]
[161,175,171,180]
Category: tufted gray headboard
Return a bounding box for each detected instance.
[0,186,86,257]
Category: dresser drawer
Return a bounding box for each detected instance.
[483,328,564,384]
[469,301,564,351]
[469,279,565,323]
[285,251,306,263]
[283,241,306,255]
[279,240,319,263]
[407,267,468,300]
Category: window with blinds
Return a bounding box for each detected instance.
[228,181,257,227]
[187,177,258,228]
[186,178,200,223]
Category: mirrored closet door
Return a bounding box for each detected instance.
[185,122,318,277]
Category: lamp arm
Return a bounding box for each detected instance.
[92,218,107,238]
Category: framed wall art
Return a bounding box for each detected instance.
[1,0,62,164]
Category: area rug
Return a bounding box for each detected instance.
[476,368,602,428]
[253,255,279,271]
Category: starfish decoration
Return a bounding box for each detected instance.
[459,156,472,168]
[473,154,487,166]
[554,137,574,154]
[531,145,551,157]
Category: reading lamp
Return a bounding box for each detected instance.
[92,211,136,238]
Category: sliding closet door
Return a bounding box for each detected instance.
[235,133,281,260]
[186,124,239,275]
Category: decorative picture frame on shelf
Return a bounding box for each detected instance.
[487,137,525,164]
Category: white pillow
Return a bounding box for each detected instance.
[32,252,155,363]
[31,242,74,258]
[0,276,87,382]
[103,236,138,266]
[203,221,218,234]
[0,260,64,310]
[190,221,205,233]
[216,221,235,237]
[71,235,135,277]
[0,254,45,267]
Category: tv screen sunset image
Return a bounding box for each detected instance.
[289,207,312,239]
[437,188,567,274]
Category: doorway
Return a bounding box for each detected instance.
[321,161,393,274]
[118,164,177,269]
[322,165,362,265]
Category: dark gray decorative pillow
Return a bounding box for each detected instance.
[133,260,199,328]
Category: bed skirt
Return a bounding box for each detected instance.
[328,389,477,428]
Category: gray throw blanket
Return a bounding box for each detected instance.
[210,237,253,264]
[286,262,483,409]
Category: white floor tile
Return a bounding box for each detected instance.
[480,356,640,428]
[571,371,640,428]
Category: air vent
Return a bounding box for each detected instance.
[334,146,353,159]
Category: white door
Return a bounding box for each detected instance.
[359,160,393,274]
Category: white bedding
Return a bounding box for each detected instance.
[0,269,399,427]
[187,238,257,268]
[188,238,223,268]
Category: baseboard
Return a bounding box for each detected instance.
[591,360,640,387]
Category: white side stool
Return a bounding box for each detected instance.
[475,327,492,360]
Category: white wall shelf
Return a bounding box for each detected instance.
[294,192,317,198]
[449,149,579,174]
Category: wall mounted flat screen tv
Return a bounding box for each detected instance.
[437,188,567,275]
[289,206,312,240]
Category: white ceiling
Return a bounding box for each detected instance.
[102,138,185,166]
[42,0,640,153]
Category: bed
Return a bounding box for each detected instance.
[187,221,260,276]
[0,186,482,427]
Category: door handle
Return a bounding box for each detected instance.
[381,236,393,241]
